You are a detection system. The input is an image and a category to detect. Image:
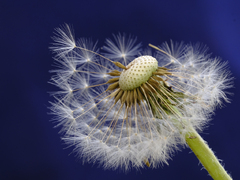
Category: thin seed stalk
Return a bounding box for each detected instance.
[185,127,232,180]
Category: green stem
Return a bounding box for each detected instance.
[185,127,232,180]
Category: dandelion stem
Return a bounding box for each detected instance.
[185,128,232,180]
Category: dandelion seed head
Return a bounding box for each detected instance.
[49,25,233,170]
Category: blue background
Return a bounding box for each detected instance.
[1,0,240,179]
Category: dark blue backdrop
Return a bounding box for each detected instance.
[1,0,240,179]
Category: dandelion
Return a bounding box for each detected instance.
[49,24,233,179]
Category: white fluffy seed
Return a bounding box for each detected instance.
[119,56,158,90]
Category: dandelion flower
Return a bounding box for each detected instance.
[49,25,233,178]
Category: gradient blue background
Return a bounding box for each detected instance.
[1,0,240,179]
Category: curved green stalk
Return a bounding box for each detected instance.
[185,128,232,180]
